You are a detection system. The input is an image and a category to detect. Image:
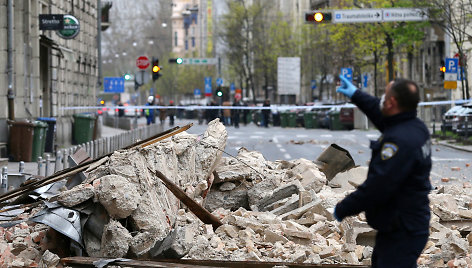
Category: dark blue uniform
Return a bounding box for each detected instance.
[335,90,432,268]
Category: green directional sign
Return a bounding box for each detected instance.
[181,58,218,65]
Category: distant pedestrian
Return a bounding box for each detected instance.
[334,76,432,268]
[168,100,175,126]
[232,96,242,128]
[205,99,218,123]
[117,101,125,117]
[144,96,154,125]
[261,99,271,127]
[222,100,232,126]
[159,100,167,125]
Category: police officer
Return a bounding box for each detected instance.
[335,76,432,268]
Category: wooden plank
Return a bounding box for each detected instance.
[61,257,216,268]
[150,169,223,230]
[61,257,369,268]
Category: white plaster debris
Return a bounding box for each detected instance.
[1,121,472,267]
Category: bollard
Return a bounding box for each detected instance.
[0,167,7,194]
[19,161,25,173]
[63,149,69,169]
[45,155,51,177]
[55,151,63,173]
[37,156,43,176]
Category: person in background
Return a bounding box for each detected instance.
[334,75,432,268]
[261,99,271,127]
[168,100,176,126]
[144,96,154,125]
[159,99,167,125]
[117,101,125,117]
[232,96,242,128]
[222,100,232,126]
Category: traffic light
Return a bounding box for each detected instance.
[152,57,161,81]
[216,87,223,97]
[440,60,445,80]
[124,74,132,80]
[169,58,183,64]
[305,11,332,23]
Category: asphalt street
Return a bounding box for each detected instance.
[177,118,472,186]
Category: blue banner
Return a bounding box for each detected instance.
[104,77,125,93]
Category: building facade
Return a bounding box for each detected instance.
[1,0,99,147]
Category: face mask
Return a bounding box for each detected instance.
[379,94,386,111]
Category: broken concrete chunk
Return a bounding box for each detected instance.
[39,250,60,268]
[329,166,368,190]
[57,183,95,207]
[289,158,327,193]
[215,224,239,239]
[97,175,141,219]
[100,220,132,258]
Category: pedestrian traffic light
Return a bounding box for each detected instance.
[124,74,131,80]
[216,87,223,97]
[169,58,183,64]
[152,57,161,81]
[305,11,332,23]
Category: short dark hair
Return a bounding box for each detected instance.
[390,78,420,112]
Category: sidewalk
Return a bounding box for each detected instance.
[435,139,472,153]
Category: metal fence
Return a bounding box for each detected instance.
[36,123,163,177]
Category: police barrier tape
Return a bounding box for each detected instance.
[60,99,471,111]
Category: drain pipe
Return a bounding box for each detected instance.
[7,0,15,121]
[97,0,102,88]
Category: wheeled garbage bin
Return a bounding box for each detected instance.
[32,121,48,162]
[73,113,96,144]
[8,121,34,162]
[329,110,343,130]
[37,117,56,153]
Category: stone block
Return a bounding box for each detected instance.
[257,180,303,212]
[279,199,322,220]
[97,175,141,219]
[100,220,131,258]
[57,183,94,207]
[264,229,289,244]
[215,224,239,239]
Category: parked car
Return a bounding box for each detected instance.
[452,103,472,136]
[442,105,466,131]
[340,107,354,130]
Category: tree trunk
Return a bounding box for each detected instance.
[374,50,378,97]
[386,33,394,82]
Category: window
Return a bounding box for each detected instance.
[185,40,188,50]
[192,37,195,48]
[174,32,178,46]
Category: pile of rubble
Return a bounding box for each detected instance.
[1,119,472,267]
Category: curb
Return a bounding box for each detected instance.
[436,140,472,153]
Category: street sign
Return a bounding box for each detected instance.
[204,77,212,97]
[39,14,64,30]
[383,8,428,22]
[444,58,458,89]
[277,57,301,95]
[311,80,317,90]
[216,78,223,86]
[333,9,382,23]
[181,58,218,65]
[135,70,150,85]
[194,88,201,98]
[136,56,150,70]
[306,8,428,24]
[104,77,125,93]
[230,83,236,92]
[363,74,369,88]
[341,68,353,82]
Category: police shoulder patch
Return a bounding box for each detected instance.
[381,142,398,160]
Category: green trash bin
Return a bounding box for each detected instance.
[304,112,315,129]
[329,110,343,130]
[73,113,96,144]
[288,112,297,127]
[31,121,48,162]
[280,112,288,128]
